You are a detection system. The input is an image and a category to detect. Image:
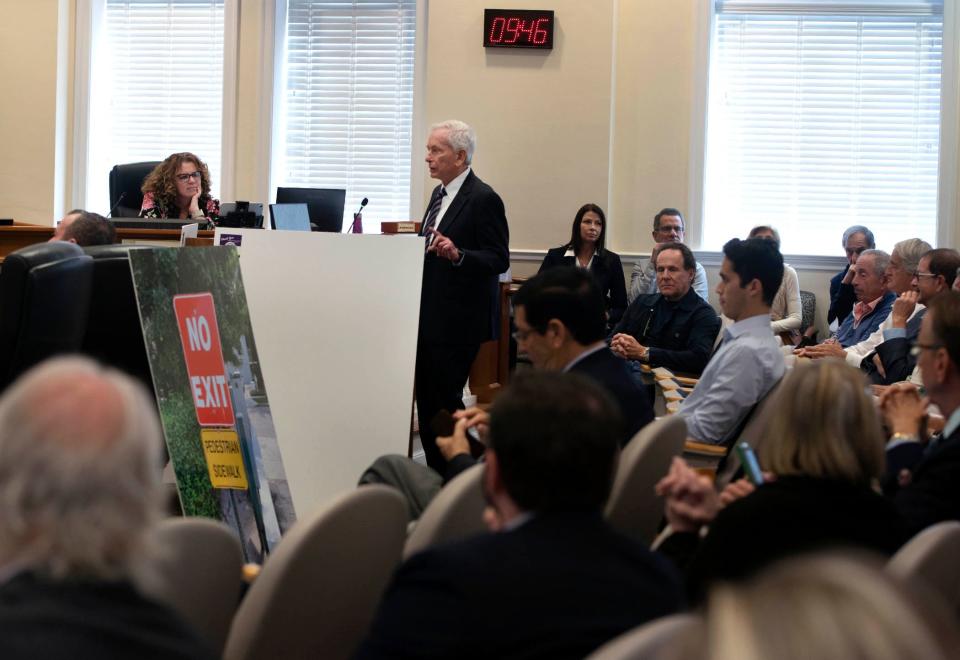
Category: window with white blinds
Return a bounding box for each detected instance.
[275,0,416,231]
[702,1,944,255]
[85,0,225,214]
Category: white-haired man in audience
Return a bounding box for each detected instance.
[0,357,214,659]
[797,238,931,365]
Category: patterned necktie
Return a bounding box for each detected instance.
[421,187,447,249]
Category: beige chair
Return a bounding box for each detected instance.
[585,613,698,660]
[224,485,408,660]
[404,463,486,559]
[887,521,960,617]
[714,377,785,489]
[604,416,687,545]
[136,517,244,655]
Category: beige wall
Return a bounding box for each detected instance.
[422,1,615,251]
[0,0,70,225]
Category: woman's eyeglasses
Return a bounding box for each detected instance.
[176,171,202,182]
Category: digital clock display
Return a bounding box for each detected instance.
[483,9,554,50]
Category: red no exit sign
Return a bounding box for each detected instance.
[173,293,236,427]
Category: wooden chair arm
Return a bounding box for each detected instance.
[683,440,728,457]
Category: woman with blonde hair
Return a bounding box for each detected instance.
[655,359,907,598]
[668,554,960,660]
[139,152,220,221]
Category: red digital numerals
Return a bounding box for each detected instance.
[488,16,550,45]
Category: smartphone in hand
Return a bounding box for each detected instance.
[735,442,765,486]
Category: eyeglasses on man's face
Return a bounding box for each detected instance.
[910,341,943,357]
[913,271,938,280]
[176,171,202,182]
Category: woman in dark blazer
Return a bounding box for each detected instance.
[538,203,627,329]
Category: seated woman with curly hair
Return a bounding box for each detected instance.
[139,152,220,221]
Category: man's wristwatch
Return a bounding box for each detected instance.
[889,431,920,444]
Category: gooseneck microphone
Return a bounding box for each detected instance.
[107,192,127,218]
[350,197,369,233]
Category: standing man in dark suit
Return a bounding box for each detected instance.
[880,290,960,536]
[416,120,509,472]
[356,371,683,660]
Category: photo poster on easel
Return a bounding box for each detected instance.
[129,247,296,563]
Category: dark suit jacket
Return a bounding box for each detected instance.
[420,171,510,345]
[828,266,855,325]
[355,512,684,660]
[863,308,925,385]
[539,247,628,328]
[611,288,720,375]
[0,573,216,660]
[569,346,654,445]
[442,347,654,481]
[885,425,960,537]
[660,476,907,601]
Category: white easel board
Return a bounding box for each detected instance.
[215,228,424,514]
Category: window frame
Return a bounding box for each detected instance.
[71,0,237,213]
[688,0,959,262]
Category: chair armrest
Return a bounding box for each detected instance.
[683,440,727,457]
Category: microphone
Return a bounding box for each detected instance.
[350,197,368,233]
[107,192,127,218]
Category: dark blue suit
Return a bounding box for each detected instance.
[862,308,925,384]
[416,170,510,471]
[885,425,960,537]
[355,512,684,660]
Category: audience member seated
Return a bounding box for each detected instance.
[49,210,117,246]
[827,224,875,326]
[360,267,654,517]
[798,239,930,364]
[0,357,215,660]
[609,242,719,376]
[657,360,907,599]
[678,238,784,445]
[356,372,684,660]
[139,152,221,221]
[832,249,894,347]
[748,226,801,343]
[629,208,708,303]
[879,291,960,536]
[538,203,627,330]
[866,248,960,385]
[671,554,960,660]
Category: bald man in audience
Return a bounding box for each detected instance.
[49,209,117,246]
[356,371,683,660]
[880,291,960,536]
[866,248,960,385]
[797,238,931,365]
[0,357,214,659]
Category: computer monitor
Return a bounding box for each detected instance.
[275,187,346,232]
[269,203,312,232]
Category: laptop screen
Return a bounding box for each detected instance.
[269,203,312,232]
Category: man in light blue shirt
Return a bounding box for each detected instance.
[679,238,785,445]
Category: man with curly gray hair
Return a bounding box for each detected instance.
[0,357,214,659]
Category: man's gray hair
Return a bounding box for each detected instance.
[857,249,890,278]
[431,119,476,165]
[841,225,875,249]
[0,357,162,580]
[893,238,933,275]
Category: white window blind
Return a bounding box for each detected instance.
[86,0,225,214]
[276,0,416,231]
[702,0,943,254]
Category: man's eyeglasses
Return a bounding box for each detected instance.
[512,328,531,343]
[910,341,943,357]
[176,171,202,182]
[914,271,938,280]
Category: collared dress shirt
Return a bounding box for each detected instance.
[679,314,784,444]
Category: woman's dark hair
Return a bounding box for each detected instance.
[567,203,606,256]
[141,152,213,214]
